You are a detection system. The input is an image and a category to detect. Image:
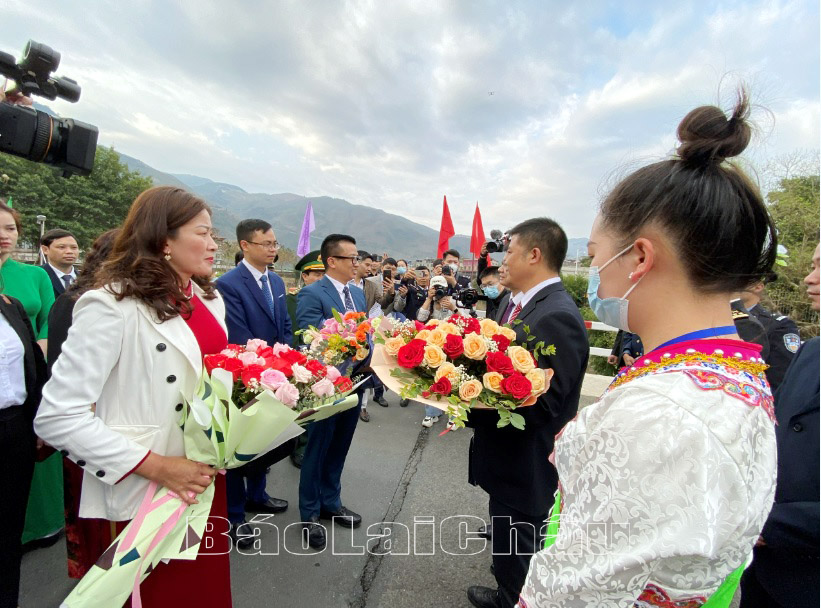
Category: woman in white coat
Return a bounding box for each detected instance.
[35,186,233,606]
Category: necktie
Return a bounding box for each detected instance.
[62,275,73,290]
[508,303,523,323]
[259,274,276,320]
[342,286,356,312]
[501,300,516,324]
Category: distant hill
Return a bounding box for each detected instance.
[117,152,583,261]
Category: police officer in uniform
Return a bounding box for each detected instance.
[287,251,325,468]
[730,298,770,360]
[740,276,801,391]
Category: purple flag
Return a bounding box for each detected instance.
[297,201,315,256]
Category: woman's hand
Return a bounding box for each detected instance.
[440,296,457,311]
[135,452,216,505]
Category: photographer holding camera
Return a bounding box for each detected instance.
[478,266,509,321]
[393,265,429,321]
[416,276,457,323]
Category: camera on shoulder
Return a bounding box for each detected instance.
[0,40,98,176]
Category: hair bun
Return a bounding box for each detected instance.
[676,90,751,166]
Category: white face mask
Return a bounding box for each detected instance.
[448,263,458,273]
[586,244,643,331]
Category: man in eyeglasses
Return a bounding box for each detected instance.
[216,219,293,550]
[296,234,367,550]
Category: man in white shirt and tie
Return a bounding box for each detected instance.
[40,229,79,299]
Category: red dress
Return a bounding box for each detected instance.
[66,295,233,607]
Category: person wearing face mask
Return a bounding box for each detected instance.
[739,244,819,608]
[519,93,779,608]
[441,249,471,293]
[478,266,508,321]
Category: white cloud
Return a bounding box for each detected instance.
[1,0,817,239]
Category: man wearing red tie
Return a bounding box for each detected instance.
[466,218,590,608]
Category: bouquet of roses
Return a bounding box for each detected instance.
[372,315,555,430]
[204,339,356,420]
[300,310,376,369]
[62,339,361,608]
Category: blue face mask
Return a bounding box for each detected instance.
[586,244,642,331]
[396,266,407,275]
[483,285,500,300]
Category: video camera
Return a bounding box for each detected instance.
[485,229,508,253]
[0,40,98,176]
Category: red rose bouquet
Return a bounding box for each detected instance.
[372,315,555,430]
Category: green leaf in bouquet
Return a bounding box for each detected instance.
[523,324,530,334]
[509,412,526,430]
[333,308,344,323]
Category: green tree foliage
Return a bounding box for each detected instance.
[766,170,820,335]
[0,147,152,249]
[561,272,618,376]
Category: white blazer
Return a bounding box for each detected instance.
[34,283,227,521]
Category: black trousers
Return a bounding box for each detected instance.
[489,496,546,608]
[0,405,36,608]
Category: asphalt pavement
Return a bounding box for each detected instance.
[19,377,740,607]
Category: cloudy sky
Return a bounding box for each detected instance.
[3,0,818,238]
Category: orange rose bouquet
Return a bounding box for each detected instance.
[372,314,555,430]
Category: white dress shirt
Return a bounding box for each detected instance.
[49,262,77,286]
[517,276,561,311]
[0,312,27,410]
[327,274,351,306]
[242,258,276,299]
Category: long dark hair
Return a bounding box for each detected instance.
[97,186,216,321]
[600,89,776,293]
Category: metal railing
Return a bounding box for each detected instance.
[585,320,618,358]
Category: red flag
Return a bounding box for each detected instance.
[470,202,486,258]
[437,195,455,257]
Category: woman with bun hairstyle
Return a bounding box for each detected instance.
[518,92,778,607]
[34,187,232,605]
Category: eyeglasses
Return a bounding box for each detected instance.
[331,255,361,265]
[247,241,280,251]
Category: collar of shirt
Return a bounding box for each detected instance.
[326,274,349,303]
[49,262,76,280]
[518,276,561,310]
[242,258,269,284]
[349,278,365,291]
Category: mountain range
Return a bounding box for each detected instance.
[116,152,588,261]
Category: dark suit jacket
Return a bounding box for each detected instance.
[40,263,74,299]
[493,291,513,324]
[47,292,77,373]
[468,281,590,516]
[216,263,292,346]
[746,338,819,603]
[0,294,48,420]
[296,275,366,330]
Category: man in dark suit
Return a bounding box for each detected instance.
[466,218,590,608]
[740,244,819,608]
[477,266,509,322]
[215,219,293,549]
[296,234,367,550]
[39,229,79,298]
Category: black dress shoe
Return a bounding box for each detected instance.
[290,451,303,468]
[246,497,288,513]
[467,585,500,608]
[374,396,390,407]
[229,521,255,551]
[302,516,326,550]
[399,398,409,407]
[319,505,362,528]
[477,523,492,540]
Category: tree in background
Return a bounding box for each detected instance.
[0,147,153,249]
[764,150,820,337]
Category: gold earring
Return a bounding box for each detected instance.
[164,252,172,262]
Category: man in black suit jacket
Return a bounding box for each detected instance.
[40,228,79,298]
[466,218,589,608]
[740,244,820,608]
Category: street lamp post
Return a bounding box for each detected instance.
[36,215,46,265]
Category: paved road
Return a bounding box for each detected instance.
[19,379,740,607]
